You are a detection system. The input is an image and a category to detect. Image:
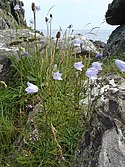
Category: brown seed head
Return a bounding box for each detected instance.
[50,14,53,18]
[45,17,49,22]
[57,146,64,163]
[56,31,61,39]
[31,2,35,12]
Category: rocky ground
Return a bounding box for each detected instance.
[0,28,46,84]
[74,74,125,167]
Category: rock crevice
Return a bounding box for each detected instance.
[74,74,125,167]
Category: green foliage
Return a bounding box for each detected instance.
[1,29,124,166]
[1,9,125,167]
[0,36,88,166]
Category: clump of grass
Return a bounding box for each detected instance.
[0,43,86,166]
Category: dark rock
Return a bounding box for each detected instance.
[0,0,26,29]
[0,0,11,12]
[93,40,106,49]
[0,56,16,85]
[104,25,125,56]
[0,17,9,29]
[105,0,125,25]
[74,74,125,167]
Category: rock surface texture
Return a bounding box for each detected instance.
[0,0,26,29]
[105,0,125,55]
[0,29,45,85]
[105,0,125,25]
[74,74,125,167]
[105,25,125,56]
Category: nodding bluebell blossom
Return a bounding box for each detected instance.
[92,62,102,71]
[95,52,103,58]
[25,82,38,94]
[53,71,63,80]
[72,38,83,47]
[29,19,34,24]
[14,4,20,11]
[29,19,34,28]
[23,52,29,56]
[115,59,125,73]
[86,67,98,80]
[35,6,41,11]
[74,62,84,71]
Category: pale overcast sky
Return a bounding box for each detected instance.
[22,0,117,31]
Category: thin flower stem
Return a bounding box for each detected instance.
[49,18,52,40]
[52,37,59,59]
[19,53,24,87]
[46,22,49,39]
[33,11,36,32]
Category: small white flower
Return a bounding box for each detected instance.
[26,104,33,108]
[74,61,84,71]
[14,4,20,11]
[92,62,102,71]
[25,82,38,94]
[115,59,125,73]
[53,71,63,80]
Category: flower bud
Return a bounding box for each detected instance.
[56,31,61,39]
[45,17,49,22]
[50,14,53,18]
[31,2,35,12]
[19,47,25,53]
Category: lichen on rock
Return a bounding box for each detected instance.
[74,74,125,167]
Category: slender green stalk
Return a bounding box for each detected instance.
[19,52,24,87]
